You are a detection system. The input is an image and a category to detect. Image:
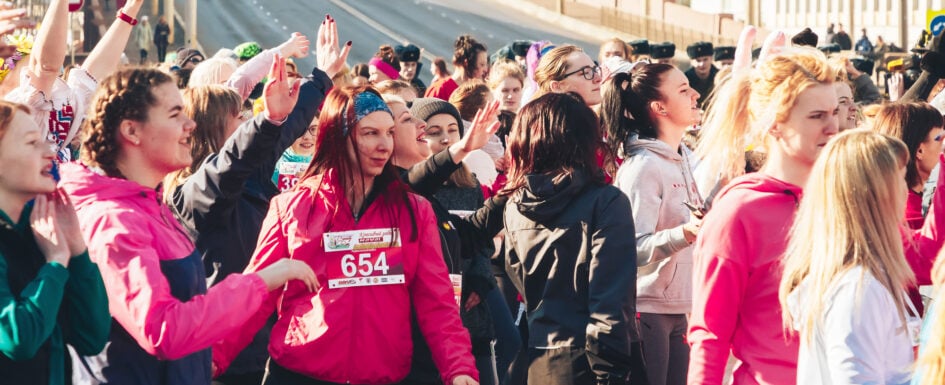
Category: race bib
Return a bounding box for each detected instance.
[323,228,405,289]
[449,274,462,306]
[277,162,309,192]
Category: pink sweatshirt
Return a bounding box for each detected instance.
[688,173,801,385]
[689,156,945,385]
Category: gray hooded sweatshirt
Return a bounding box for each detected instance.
[614,138,702,314]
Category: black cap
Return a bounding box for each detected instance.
[394,44,421,62]
[628,39,650,56]
[818,43,841,54]
[687,41,713,59]
[650,42,675,59]
[792,28,818,47]
[850,57,875,76]
[713,46,735,61]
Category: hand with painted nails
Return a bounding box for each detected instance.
[278,32,310,59]
[449,100,501,162]
[263,54,302,122]
[316,14,352,79]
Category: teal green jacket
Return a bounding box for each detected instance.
[0,206,110,385]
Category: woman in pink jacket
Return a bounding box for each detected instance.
[212,86,479,385]
[687,47,839,385]
[689,42,945,385]
[58,66,317,385]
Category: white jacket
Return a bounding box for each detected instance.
[614,137,701,314]
[787,266,919,385]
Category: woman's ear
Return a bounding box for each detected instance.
[649,100,666,116]
[118,120,141,146]
[549,80,565,93]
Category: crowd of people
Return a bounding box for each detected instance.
[5,1,945,385]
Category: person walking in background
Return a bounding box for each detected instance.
[154,16,170,63]
[135,15,153,65]
[855,28,873,57]
[832,24,853,51]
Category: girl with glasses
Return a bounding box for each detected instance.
[533,45,603,106]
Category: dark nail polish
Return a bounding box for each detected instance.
[346,41,352,46]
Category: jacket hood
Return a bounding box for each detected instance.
[58,162,162,210]
[513,170,590,222]
[626,137,686,161]
[716,172,803,205]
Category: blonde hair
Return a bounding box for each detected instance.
[533,45,584,98]
[779,129,913,342]
[187,57,239,87]
[449,79,491,122]
[916,248,945,385]
[696,47,837,189]
[487,60,526,90]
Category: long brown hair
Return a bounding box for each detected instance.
[81,68,175,179]
[300,86,418,239]
[501,92,604,195]
[163,85,242,202]
[452,34,487,78]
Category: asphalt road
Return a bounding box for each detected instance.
[176,0,601,84]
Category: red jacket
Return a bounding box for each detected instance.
[213,169,477,384]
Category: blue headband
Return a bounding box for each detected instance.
[343,92,391,135]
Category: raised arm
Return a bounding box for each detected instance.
[27,0,69,94]
[227,33,309,102]
[82,0,143,81]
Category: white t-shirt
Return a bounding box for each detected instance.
[788,266,919,385]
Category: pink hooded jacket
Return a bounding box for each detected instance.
[688,156,945,385]
[58,163,268,361]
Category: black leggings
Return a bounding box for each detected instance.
[262,361,344,385]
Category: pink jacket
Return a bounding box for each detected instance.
[688,157,945,385]
[213,170,477,385]
[58,163,268,360]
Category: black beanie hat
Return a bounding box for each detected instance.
[410,98,465,136]
[792,28,819,47]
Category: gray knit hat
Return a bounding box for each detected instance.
[409,98,465,136]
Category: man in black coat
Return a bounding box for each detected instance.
[684,41,718,108]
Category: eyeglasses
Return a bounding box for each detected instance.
[306,125,317,136]
[560,64,602,81]
[190,56,204,64]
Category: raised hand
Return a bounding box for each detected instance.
[263,54,301,122]
[315,14,351,78]
[758,30,787,64]
[450,100,501,162]
[53,188,86,257]
[278,32,310,59]
[30,194,70,267]
[732,26,757,74]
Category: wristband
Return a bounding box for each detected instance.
[116,10,138,26]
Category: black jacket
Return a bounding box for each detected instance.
[397,149,508,383]
[504,170,638,383]
[168,67,330,374]
[685,65,718,108]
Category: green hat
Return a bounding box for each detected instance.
[234,42,263,61]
